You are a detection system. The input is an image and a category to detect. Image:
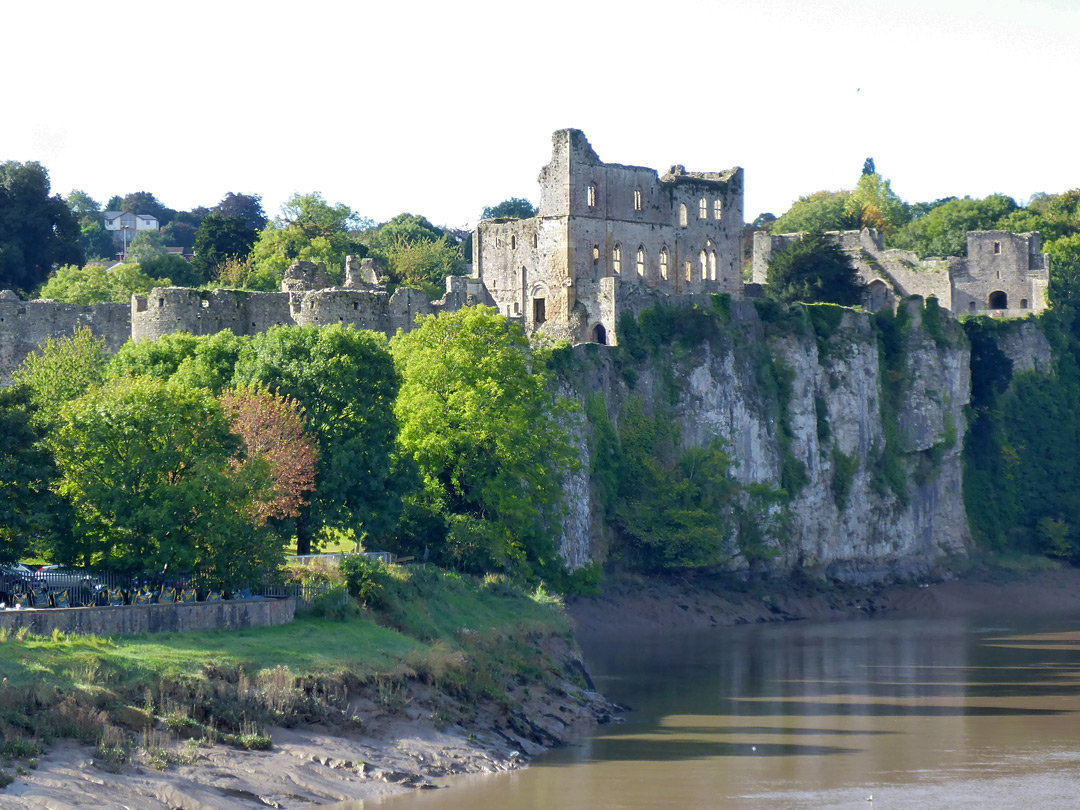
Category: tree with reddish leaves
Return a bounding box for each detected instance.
[220,385,318,525]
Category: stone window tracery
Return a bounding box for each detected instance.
[660,247,669,280]
[714,199,722,219]
[587,184,597,208]
[636,246,645,276]
[699,198,707,219]
[634,189,643,211]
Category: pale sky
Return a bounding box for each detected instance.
[3,0,1078,231]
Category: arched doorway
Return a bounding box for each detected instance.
[988,290,1008,310]
[867,279,889,312]
[593,324,607,345]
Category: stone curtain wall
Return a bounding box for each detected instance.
[0,597,295,637]
[0,292,131,384]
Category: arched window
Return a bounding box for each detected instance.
[633,189,643,211]
[989,291,1008,309]
[613,243,622,275]
[700,249,708,280]
[969,301,977,313]
[699,198,707,219]
[714,199,722,219]
[1020,299,1029,309]
[685,260,692,282]
[660,247,669,280]
[709,251,717,281]
[532,233,538,248]
[592,244,600,264]
[636,246,645,276]
[587,184,597,208]
[679,204,688,227]
[511,235,516,250]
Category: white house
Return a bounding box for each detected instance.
[103,211,159,232]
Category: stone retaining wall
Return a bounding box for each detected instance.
[0,597,295,637]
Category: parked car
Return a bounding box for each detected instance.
[33,565,102,589]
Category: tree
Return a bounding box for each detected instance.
[65,189,102,220]
[771,190,856,235]
[381,234,465,296]
[214,192,268,231]
[481,198,537,220]
[891,194,1020,258]
[390,307,577,577]
[125,230,169,263]
[104,195,123,212]
[862,157,876,176]
[109,330,249,393]
[12,326,109,429]
[140,253,200,287]
[0,161,83,294]
[1045,233,1080,306]
[79,221,116,260]
[233,325,401,555]
[365,212,451,252]
[160,221,199,253]
[192,213,258,283]
[220,385,318,523]
[36,263,168,305]
[0,386,65,563]
[250,193,368,287]
[49,376,279,581]
[844,170,910,235]
[765,233,865,306]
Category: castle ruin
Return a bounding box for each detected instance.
[752,228,1050,317]
[0,130,1052,381]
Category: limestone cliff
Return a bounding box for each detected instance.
[557,297,971,581]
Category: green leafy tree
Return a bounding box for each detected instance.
[12,326,109,429]
[845,170,910,235]
[250,193,367,288]
[36,263,168,305]
[381,234,464,296]
[159,221,198,253]
[0,386,66,563]
[765,233,865,306]
[1045,233,1080,306]
[771,190,856,235]
[79,221,116,260]
[192,213,258,283]
[65,189,102,220]
[0,161,83,294]
[233,325,401,555]
[390,307,577,578]
[481,198,537,220]
[365,213,450,252]
[109,330,249,393]
[891,194,1020,258]
[104,195,123,212]
[126,229,169,263]
[49,376,279,580]
[140,253,200,287]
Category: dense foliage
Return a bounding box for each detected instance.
[390,307,577,578]
[765,233,865,306]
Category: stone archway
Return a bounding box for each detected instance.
[593,323,607,345]
[988,290,1008,310]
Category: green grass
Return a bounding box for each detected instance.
[0,564,571,751]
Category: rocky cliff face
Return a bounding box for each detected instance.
[558,298,972,581]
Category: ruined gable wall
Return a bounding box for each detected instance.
[0,292,130,382]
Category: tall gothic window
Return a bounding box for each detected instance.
[660,247,669,280]
[633,189,643,211]
[636,246,645,276]
[714,199,722,219]
[709,251,717,281]
[699,198,707,219]
[700,249,707,280]
[613,243,622,275]
[587,184,597,208]
[679,203,688,227]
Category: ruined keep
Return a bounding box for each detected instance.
[752,228,1050,317]
[473,129,744,345]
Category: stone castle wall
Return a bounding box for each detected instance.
[751,228,1049,317]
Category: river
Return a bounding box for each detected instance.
[355,613,1080,809]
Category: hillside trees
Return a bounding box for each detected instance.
[390,307,577,577]
[233,325,402,555]
[192,213,259,284]
[0,161,83,294]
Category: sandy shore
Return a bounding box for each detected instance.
[7,566,1080,809]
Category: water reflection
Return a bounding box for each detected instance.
[344,615,1080,810]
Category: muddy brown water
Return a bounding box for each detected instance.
[338,614,1080,808]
